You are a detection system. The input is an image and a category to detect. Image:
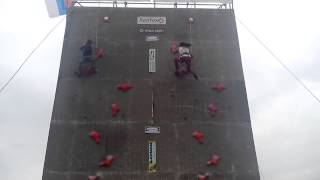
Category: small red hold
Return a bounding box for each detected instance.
[192,131,204,144]
[88,175,99,180]
[89,131,101,144]
[207,154,221,167]
[211,84,226,92]
[208,102,218,116]
[100,155,116,168]
[111,103,120,117]
[95,48,104,59]
[170,41,178,54]
[198,173,210,180]
[117,83,133,92]
[85,67,98,76]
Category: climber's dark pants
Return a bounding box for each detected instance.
[174,56,192,72]
[78,56,95,77]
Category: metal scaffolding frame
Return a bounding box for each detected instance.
[74,0,233,9]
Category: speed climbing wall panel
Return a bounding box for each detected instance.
[42,7,260,180]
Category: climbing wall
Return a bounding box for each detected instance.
[42,7,260,180]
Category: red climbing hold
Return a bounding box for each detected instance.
[117,83,133,92]
[89,131,101,144]
[95,48,104,59]
[192,131,204,144]
[208,102,218,116]
[198,175,207,180]
[100,155,116,168]
[111,103,120,117]
[211,84,226,92]
[207,154,221,167]
[170,41,178,54]
[198,173,210,180]
[85,67,98,76]
[88,175,100,180]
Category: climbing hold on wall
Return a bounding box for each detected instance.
[207,155,221,167]
[198,173,210,180]
[211,84,226,92]
[88,175,100,180]
[208,102,218,116]
[100,155,116,168]
[192,131,205,144]
[95,48,104,59]
[117,83,133,92]
[170,41,178,54]
[188,17,195,23]
[111,103,120,117]
[103,16,110,22]
[89,131,101,144]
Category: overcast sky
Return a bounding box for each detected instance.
[1,0,320,180]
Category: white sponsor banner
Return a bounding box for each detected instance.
[145,126,160,134]
[137,16,166,25]
[154,0,231,3]
[149,49,156,72]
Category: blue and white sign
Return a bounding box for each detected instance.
[45,0,73,18]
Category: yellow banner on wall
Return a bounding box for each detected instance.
[148,140,157,173]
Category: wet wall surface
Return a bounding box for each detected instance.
[42,7,260,180]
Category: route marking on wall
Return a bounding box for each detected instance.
[149,49,156,72]
[148,140,157,173]
[139,28,165,33]
[145,35,159,42]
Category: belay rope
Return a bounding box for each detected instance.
[95,0,101,48]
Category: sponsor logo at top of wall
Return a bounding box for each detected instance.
[137,16,166,25]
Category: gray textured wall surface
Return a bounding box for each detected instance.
[42,7,260,180]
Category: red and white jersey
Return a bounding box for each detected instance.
[178,47,190,56]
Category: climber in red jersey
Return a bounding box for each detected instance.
[174,42,198,79]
